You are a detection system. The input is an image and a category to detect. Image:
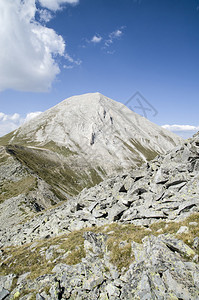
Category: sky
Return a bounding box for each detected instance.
[0,0,199,139]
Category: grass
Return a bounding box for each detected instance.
[0,176,37,203]
[150,212,199,256]
[103,223,150,271]
[130,139,159,161]
[5,145,103,199]
[41,141,78,157]
[0,214,198,294]
[0,131,15,146]
[0,230,87,280]
[0,213,199,299]
[1,224,148,280]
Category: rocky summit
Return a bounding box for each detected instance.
[0,94,198,299]
[0,93,182,199]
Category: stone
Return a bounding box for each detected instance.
[108,204,126,221]
[0,288,9,300]
[82,276,104,290]
[189,222,198,226]
[0,275,15,291]
[36,294,45,300]
[193,237,199,249]
[106,283,120,298]
[176,226,189,234]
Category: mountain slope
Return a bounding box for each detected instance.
[0,131,198,299]
[0,93,182,198]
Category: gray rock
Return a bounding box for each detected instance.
[193,237,199,249]
[108,204,126,221]
[83,276,104,290]
[0,288,9,300]
[176,226,189,234]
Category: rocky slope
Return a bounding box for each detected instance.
[0,130,198,299]
[0,93,182,198]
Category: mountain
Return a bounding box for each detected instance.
[0,128,198,299]
[0,93,182,200]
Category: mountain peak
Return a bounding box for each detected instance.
[1,93,182,176]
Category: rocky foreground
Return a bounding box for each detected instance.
[0,132,199,299]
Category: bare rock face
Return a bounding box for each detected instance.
[0,93,182,174]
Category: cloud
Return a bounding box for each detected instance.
[63,53,82,69]
[91,35,102,43]
[112,29,123,37]
[38,0,79,11]
[24,111,42,123]
[104,27,124,47]
[162,124,199,132]
[162,124,199,139]
[39,9,53,23]
[0,111,42,137]
[0,0,80,93]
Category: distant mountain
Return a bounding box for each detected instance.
[0,93,182,199]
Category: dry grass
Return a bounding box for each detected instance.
[0,176,37,203]
[150,212,199,252]
[1,213,198,285]
[0,230,87,280]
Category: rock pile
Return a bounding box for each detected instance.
[0,132,199,299]
[1,132,199,248]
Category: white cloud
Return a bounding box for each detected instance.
[38,0,79,11]
[0,0,80,93]
[162,124,199,139]
[162,124,199,132]
[112,29,122,37]
[104,27,125,48]
[63,65,74,69]
[91,35,102,43]
[24,111,42,123]
[39,9,53,23]
[0,111,43,137]
[65,53,82,65]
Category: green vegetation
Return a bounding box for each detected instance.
[5,145,103,199]
[0,176,37,203]
[0,131,15,146]
[41,141,78,157]
[0,152,9,164]
[130,139,159,161]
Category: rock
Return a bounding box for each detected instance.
[108,204,126,221]
[99,292,108,300]
[176,226,189,234]
[193,237,199,249]
[163,270,193,300]
[0,275,15,291]
[193,254,199,263]
[83,276,104,290]
[36,294,45,300]
[136,274,153,300]
[189,221,198,226]
[105,283,120,298]
[0,288,9,300]
[83,232,107,254]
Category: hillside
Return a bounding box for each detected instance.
[0,127,198,299]
[0,93,182,202]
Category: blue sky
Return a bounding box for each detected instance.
[0,0,199,138]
